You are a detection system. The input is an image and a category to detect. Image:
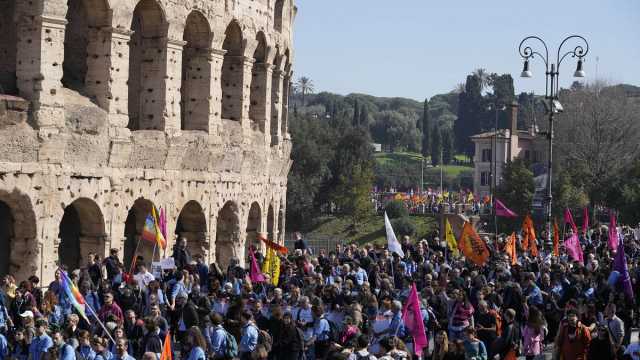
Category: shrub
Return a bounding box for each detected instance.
[384,200,408,219]
[391,217,416,237]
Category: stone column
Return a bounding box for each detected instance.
[106,28,133,138]
[281,74,291,139]
[270,69,284,146]
[165,39,186,135]
[16,14,67,131]
[85,26,112,112]
[249,62,273,145]
[209,49,226,135]
[240,56,255,137]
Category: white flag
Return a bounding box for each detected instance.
[384,212,404,257]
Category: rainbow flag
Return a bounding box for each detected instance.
[59,269,90,322]
[142,207,167,250]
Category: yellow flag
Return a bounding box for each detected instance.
[261,248,280,286]
[445,219,459,257]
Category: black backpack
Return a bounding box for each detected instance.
[325,319,340,343]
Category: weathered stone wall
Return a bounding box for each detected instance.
[0,0,296,282]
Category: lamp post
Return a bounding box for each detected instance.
[518,35,589,247]
[487,103,505,245]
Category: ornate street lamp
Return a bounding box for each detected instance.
[518,35,589,247]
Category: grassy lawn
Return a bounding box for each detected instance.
[374,151,472,178]
[306,214,438,245]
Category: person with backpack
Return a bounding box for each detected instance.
[207,313,230,360]
[491,309,519,360]
[553,309,591,360]
[349,335,377,360]
[278,313,304,360]
[311,305,332,360]
[239,311,259,360]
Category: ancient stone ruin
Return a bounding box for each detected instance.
[0,0,296,282]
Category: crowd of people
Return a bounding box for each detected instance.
[0,226,639,360]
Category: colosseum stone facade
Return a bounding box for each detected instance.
[0,0,296,282]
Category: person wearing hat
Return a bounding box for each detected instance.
[29,319,53,360]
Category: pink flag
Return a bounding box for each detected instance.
[249,249,265,283]
[495,199,518,218]
[564,234,583,263]
[401,283,428,356]
[609,210,619,253]
[159,207,167,240]
[564,208,578,234]
[582,207,589,234]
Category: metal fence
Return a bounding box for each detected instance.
[283,233,344,255]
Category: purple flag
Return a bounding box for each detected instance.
[564,234,583,263]
[159,207,167,241]
[613,238,634,300]
[402,284,428,356]
[609,210,619,253]
[495,199,518,218]
[582,207,589,234]
[249,249,265,283]
[564,208,578,234]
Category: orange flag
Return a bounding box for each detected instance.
[160,331,172,360]
[457,222,490,266]
[530,235,539,257]
[504,232,517,265]
[521,216,530,250]
[522,215,537,255]
[553,219,560,257]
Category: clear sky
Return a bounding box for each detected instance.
[292,0,640,101]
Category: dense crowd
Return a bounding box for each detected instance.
[1,228,639,360]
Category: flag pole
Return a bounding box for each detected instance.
[85,302,116,344]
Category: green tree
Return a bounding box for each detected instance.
[495,158,535,221]
[353,99,360,126]
[295,76,314,106]
[430,124,442,166]
[421,99,430,158]
[454,74,483,156]
[441,128,454,165]
[473,68,490,92]
[359,104,369,128]
[384,200,409,219]
[330,127,375,228]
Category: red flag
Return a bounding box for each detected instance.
[553,220,560,257]
[495,199,518,218]
[565,234,584,263]
[564,208,578,234]
[258,234,289,254]
[402,284,428,356]
[160,332,172,360]
[249,249,265,283]
[582,207,589,234]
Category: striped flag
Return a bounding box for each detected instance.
[59,269,90,323]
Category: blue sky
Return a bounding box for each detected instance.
[293,0,640,101]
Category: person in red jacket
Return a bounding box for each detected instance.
[98,292,124,324]
[554,309,591,360]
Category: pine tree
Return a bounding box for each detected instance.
[353,99,360,126]
[431,124,442,166]
[441,128,453,165]
[421,99,430,158]
[359,105,369,128]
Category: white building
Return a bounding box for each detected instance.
[470,103,547,198]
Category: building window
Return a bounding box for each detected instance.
[481,149,492,162]
[481,172,490,186]
[524,150,531,161]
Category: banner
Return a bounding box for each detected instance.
[262,248,281,286]
[613,238,635,300]
[495,199,518,218]
[565,234,584,263]
[401,284,428,356]
[457,222,490,266]
[564,208,578,234]
[609,210,619,253]
[249,249,265,283]
[504,233,517,265]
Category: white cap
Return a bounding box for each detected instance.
[20,310,34,318]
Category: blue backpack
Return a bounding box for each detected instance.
[223,330,239,359]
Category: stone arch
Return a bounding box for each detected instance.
[0,0,18,95]
[127,0,168,131]
[278,201,285,243]
[274,0,284,32]
[58,198,106,271]
[249,32,267,132]
[221,21,244,121]
[0,190,37,280]
[216,201,240,269]
[266,204,275,241]
[123,197,157,269]
[63,0,112,108]
[175,200,208,258]
[245,202,261,256]
[181,11,212,132]
[270,49,283,145]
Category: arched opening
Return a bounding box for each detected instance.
[266,205,274,241]
[58,198,106,271]
[270,50,283,146]
[0,0,17,95]
[281,52,291,136]
[249,32,267,132]
[216,201,240,270]
[278,204,285,244]
[274,0,284,32]
[245,202,261,257]
[175,200,207,259]
[0,201,14,277]
[128,0,168,131]
[123,198,157,269]
[63,0,111,108]
[221,21,244,121]
[181,11,212,132]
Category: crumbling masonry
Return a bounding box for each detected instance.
[0,0,296,282]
